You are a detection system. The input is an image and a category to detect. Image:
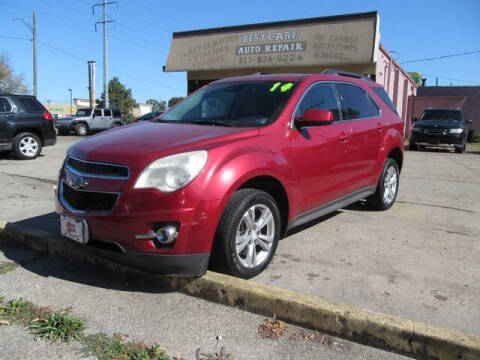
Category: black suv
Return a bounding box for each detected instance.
[409,108,471,153]
[0,93,56,159]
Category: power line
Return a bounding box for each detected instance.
[423,74,480,85]
[402,50,480,64]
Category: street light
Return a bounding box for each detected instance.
[68,89,72,116]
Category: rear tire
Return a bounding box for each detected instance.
[75,123,88,136]
[367,158,399,211]
[216,189,281,279]
[12,132,42,160]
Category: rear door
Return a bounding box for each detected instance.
[0,96,15,144]
[334,83,383,190]
[103,109,113,128]
[289,82,355,213]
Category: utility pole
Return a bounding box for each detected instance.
[93,1,116,109]
[68,89,72,115]
[13,11,37,97]
[32,11,37,97]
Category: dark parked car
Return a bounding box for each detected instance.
[56,72,404,278]
[135,111,163,122]
[0,93,56,159]
[409,108,471,153]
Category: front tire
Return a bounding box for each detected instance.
[367,158,399,210]
[75,123,88,136]
[217,189,281,279]
[12,132,42,160]
[409,142,417,151]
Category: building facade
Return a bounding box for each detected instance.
[164,11,417,130]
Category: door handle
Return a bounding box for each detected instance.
[339,132,348,142]
[5,114,14,118]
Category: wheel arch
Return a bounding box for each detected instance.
[13,128,44,145]
[387,147,403,173]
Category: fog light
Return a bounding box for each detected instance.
[156,225,178,245]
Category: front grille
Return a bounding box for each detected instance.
[61,181,118,212]
[66,157,129,178]
[425,128,447,136]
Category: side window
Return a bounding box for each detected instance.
[294,83,340,121]
[94,109,102,117]
[15,97,44,112]
[336,83,378,120]
[104,109,112,117]
[0,97,12,113]
[368,96,380,117]
[372,87,398,114]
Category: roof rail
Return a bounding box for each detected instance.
[321,69,374,82]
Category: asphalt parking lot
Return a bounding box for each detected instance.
[1,135,479,358]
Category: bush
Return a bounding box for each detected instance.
[471,131,480,143]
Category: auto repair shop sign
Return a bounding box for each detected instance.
[165,13,379,71]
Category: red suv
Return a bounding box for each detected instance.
[56,71,404,278]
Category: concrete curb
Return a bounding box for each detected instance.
[1,220,479,359]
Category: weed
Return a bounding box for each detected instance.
[29,308,85,342]
[81,332,170,360]
[0,297,37,324]
[0,261,19,275]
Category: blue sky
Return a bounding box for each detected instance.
[0,0,478,104]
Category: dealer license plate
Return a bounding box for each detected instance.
[60,214,89,244]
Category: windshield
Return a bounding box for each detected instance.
[420,110,461,122]
[76,108,92,117]
[160,81,298,127]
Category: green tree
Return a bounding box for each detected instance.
[408,72,422,87]
[146,98,166,112]
[168,96,185,108]
[0,53,28,94]
[98,77,137,122]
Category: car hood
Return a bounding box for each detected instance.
[414,120,464,129]
[68,122,259,170]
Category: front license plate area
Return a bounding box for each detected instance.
[60,214,89,244]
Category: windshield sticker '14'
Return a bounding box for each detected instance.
[270,82,294,92]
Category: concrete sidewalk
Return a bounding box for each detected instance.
[0,246,408,360]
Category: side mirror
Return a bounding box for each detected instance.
[412,117,418,123]
[295,109,334,127]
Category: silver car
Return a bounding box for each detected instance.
[56,108,125,136]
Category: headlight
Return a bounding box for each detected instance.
[449,128,463,134]
[411,127,422,133]
[134,151,208,193]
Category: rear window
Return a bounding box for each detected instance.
[15,97,45,112]
[104,109,112,116]
[112,109,121,117]
[372,87,398,114]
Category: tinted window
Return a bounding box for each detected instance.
[104,109,112,116]
[294,84,340,121]
[336,84,377,120]
[94,109,102,117]
[16,97,44,112]
[112,109,121,117]
[0,97,12,112]
[368,96,380,117]
[372,87,398,114]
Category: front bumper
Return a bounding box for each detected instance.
[410,133,464,147]
[87,241,209,276]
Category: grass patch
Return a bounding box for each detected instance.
[29,308,85,342]
[81,332,170,360]
[0,261,19,275]
[0,297,85,342]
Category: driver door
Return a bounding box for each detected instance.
[90,109,103,129]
